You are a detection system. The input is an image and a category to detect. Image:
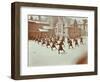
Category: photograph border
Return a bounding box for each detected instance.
[11,2,98,80]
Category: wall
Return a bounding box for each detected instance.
[0,0,100,82]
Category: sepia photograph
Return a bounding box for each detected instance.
[28,15,88,67]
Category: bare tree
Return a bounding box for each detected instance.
[83,19,87,30]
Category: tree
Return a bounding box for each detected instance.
[30,16,33,20]
[83,19,87,30]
